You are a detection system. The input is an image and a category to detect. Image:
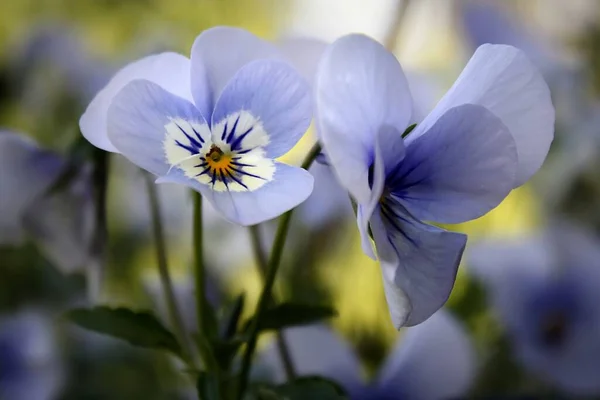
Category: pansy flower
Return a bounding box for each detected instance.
[257,310,476,400]
[0,310,64,400]
[316,34,554,328]
[80,27,324,226]
[469,225,600,395]
[0,130,95,275]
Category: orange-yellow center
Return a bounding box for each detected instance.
[205,145,234,174]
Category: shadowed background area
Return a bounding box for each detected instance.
[1,0,600,398]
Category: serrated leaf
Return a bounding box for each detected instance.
[67,306,182,357]
[244,303,337,333]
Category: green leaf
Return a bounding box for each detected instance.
[196,371,221,400]
[402,123,417,138]
[66,307,182,358]
[244,303,337,332]
[252,377,348,400]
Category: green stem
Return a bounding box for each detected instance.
[193,192,206,346]
[247,225,297,380]
[237,143,322,399]
[145,174,197,368]
[88,148,109,302]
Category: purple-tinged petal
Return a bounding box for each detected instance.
[0,311,64,400]
[158,162,313,226]
[371,202,467,328]
[211,59,312,158]
[316,34,412,205]
[392,104,517,224]
[80,52,193,152]
[22,165,95,275]
[107,79,209,176]
[0,131,64,244]
[190,27,282,114]
[375,309,476,400]
[410,44,554,187]
[255,325,364,396]
[277,37,328,88]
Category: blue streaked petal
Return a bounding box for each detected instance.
[392,104,517,224]
[107,79,209,176]
[410,44,554,187]
[371,203,467,328]
[0,131,64,244]
[190,27,282,114]
[316,34,412,204]
[211,59,312,158]
[255,325,363,395]
[376,310,476,399]
[158,162,313,226]
[80,52,193,152]
[22,166,95,275]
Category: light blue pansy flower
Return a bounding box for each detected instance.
[258,310,476,400]
[0,310,64,400]
[469,225,600,396]
[316,34,554,328]
[0,131,95,275]
[80,27,323,226]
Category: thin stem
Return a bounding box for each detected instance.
[145,174,197,368]
[193,192,206,347]
[88,148,109,302]
[247,225,297,380]
[237,143,322,399]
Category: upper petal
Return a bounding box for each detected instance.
[211,59,312,158]
[410,44,554,186]
[376,310,476,400]
[316,34,413,205]
[107,79,208,176]
[255,325,364,395]
[158,162,314,226]
[371,202,467,328]
[190,26,282,114]
[391,103,517,224]
[80,52,193,152]
[0,131,64,244]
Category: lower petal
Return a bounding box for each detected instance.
[157,162,313,226]
[371,203,467,328]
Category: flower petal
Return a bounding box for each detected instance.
[22,166,95,275]
[157,162,313,226]
[190,26,281,114]
[371,202,467,328]
[107,79,208,176]
[391,103,517,224]
[277,37,328,88]
[255,325,363,395]
[80,52,193,152]
[211,59,312,158]
[411,44,554,186]
[0,131,64,244]
[316,34,412,205]
[375,310,476,400]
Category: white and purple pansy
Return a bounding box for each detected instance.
[316,34,554,329]
[80,27,325,226]
[258,310,476,400]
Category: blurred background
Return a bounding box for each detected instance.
[2,0,600,398]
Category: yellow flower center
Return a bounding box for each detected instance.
[205,145,234,176]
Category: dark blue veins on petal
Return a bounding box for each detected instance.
[173,121,204,154]
[218,115,256,153]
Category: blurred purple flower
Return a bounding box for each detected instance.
[0,131,95,275]
[0,310,64,400]
[468,225,600,395]
[316,34,554,328]
[80,27,330,226]
[258,310,476,400]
